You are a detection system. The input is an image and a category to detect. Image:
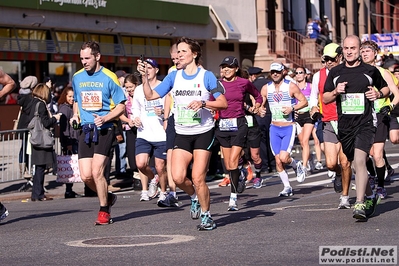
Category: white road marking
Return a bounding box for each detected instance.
[66,235,195,248]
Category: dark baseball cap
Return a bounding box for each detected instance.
[145,58,159,68]
[219,56,239,67]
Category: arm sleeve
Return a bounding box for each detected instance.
[131,89,141,118]
[323,70,335,93]
[204,71,223,99]
[154,71,176,98]
[38,102,57,129]
[246,81,263,104]
[309,72,320,108]
[373,70,388,90]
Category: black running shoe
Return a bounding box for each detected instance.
[334,175,343,193]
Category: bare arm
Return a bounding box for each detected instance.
[383,69,399,106]
[0,69,16,99]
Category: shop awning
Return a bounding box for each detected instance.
[209,5,241,41]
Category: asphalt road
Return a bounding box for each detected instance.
[1,142,399,266]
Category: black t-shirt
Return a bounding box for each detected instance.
[324,62,387,129]
[252,76,271,115]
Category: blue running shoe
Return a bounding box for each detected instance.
[197,214,216,231]
[190,199,201,219]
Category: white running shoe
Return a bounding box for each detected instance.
[140,191,149,201]
[296,161,306,183]
[338,195,351,209]
[157,191,167,203]
[315,161,323,170]
[148,175,159,199]
[279,186,293,197]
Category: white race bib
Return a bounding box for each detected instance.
[219,118,238,131]
[81,91,102,111]
[341,93,364,115]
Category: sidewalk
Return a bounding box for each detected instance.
[0,173,136,202]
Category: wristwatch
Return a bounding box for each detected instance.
[379,91,384,99]
[201,100,206,108]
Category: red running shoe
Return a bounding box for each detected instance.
[95,211,113,225]
[218,176,230,187]
[245,162,254,181]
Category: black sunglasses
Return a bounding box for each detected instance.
[271,70,283,74]
[295,71,304,75]
[323,56,337,62]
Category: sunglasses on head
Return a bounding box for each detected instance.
[295,71,304,75]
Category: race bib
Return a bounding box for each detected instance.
[341,93,364,114]
[145,98,163,117]
[219,118,238,131]
[269,102,290,122]
[175,104,201,125]
[245,115,254,127]
[81,91,102,111]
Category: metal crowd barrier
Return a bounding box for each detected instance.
[0,128,60,183]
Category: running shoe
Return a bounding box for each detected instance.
[0,204,9,221]
[245,162,254,181]
[253,177,263,189]
[351,182,356,190]
[338,195,351,209]
[190,199,201,219]
[157,191,167,203]
[140,191,149,201]
[148,175,159,199]
[334,175,343,193]
[157,193,179,208]
[296,161,306,183]
[227,197,238,211]
[365,194,380,218]
[279,186,293,197]
[315,161,323,170]
[368,176,376,190]
[237,168,247,193]
[375,187,387,199]
[218,176,230,187]
[385,168,394,182]
[327,170,336,179]
[197,214,216,231]
[352,202,367,220]
[95,211,113,225]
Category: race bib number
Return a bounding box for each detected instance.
[175,104,201,125]
[341,93,364,114]
[81,91,102,111]
[269,102,289,122]
[245,115,254,127]
[219,118,238,131]
[145,98,163,117]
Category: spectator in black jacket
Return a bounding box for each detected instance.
[17,76,38,178]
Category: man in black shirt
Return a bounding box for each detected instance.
[248,67,276,173]
[323,35,390,221]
